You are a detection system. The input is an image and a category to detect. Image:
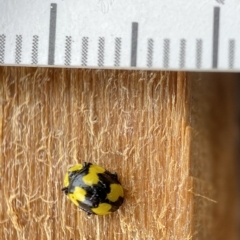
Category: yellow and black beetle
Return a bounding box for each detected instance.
[62,162,124,215]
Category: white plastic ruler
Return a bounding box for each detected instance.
[0,0,240,71]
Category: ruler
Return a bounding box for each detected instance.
[0,0,239,71]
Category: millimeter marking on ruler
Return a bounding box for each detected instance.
[15,35,22,64]
[0,34,6,64]
[163,39,170,69]
[196,39,202,69]
[98,37,105,67]
[179,39,186,69]
[0,1,240,71]
[229,39,235,69]
[212,7,220,69]
[131,22,138,67]
[81,37,88,66]
[114,37,121,67]
[32,35,39,65]
[65,36,72,66]
[147,39,154,68]
[48,3,57,65]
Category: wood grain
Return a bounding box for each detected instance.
[0,67,239,240]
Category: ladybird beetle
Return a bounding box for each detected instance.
[62,162,124,215]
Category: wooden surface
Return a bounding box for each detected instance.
[0,67,239,239]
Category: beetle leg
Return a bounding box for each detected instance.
[105,170,119,180]
[111,172,118,180]
[79,205,92,216]
[61,187,69,195]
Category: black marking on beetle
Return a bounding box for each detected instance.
[110,197,124,212]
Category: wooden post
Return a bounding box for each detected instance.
[0,67,239,239]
